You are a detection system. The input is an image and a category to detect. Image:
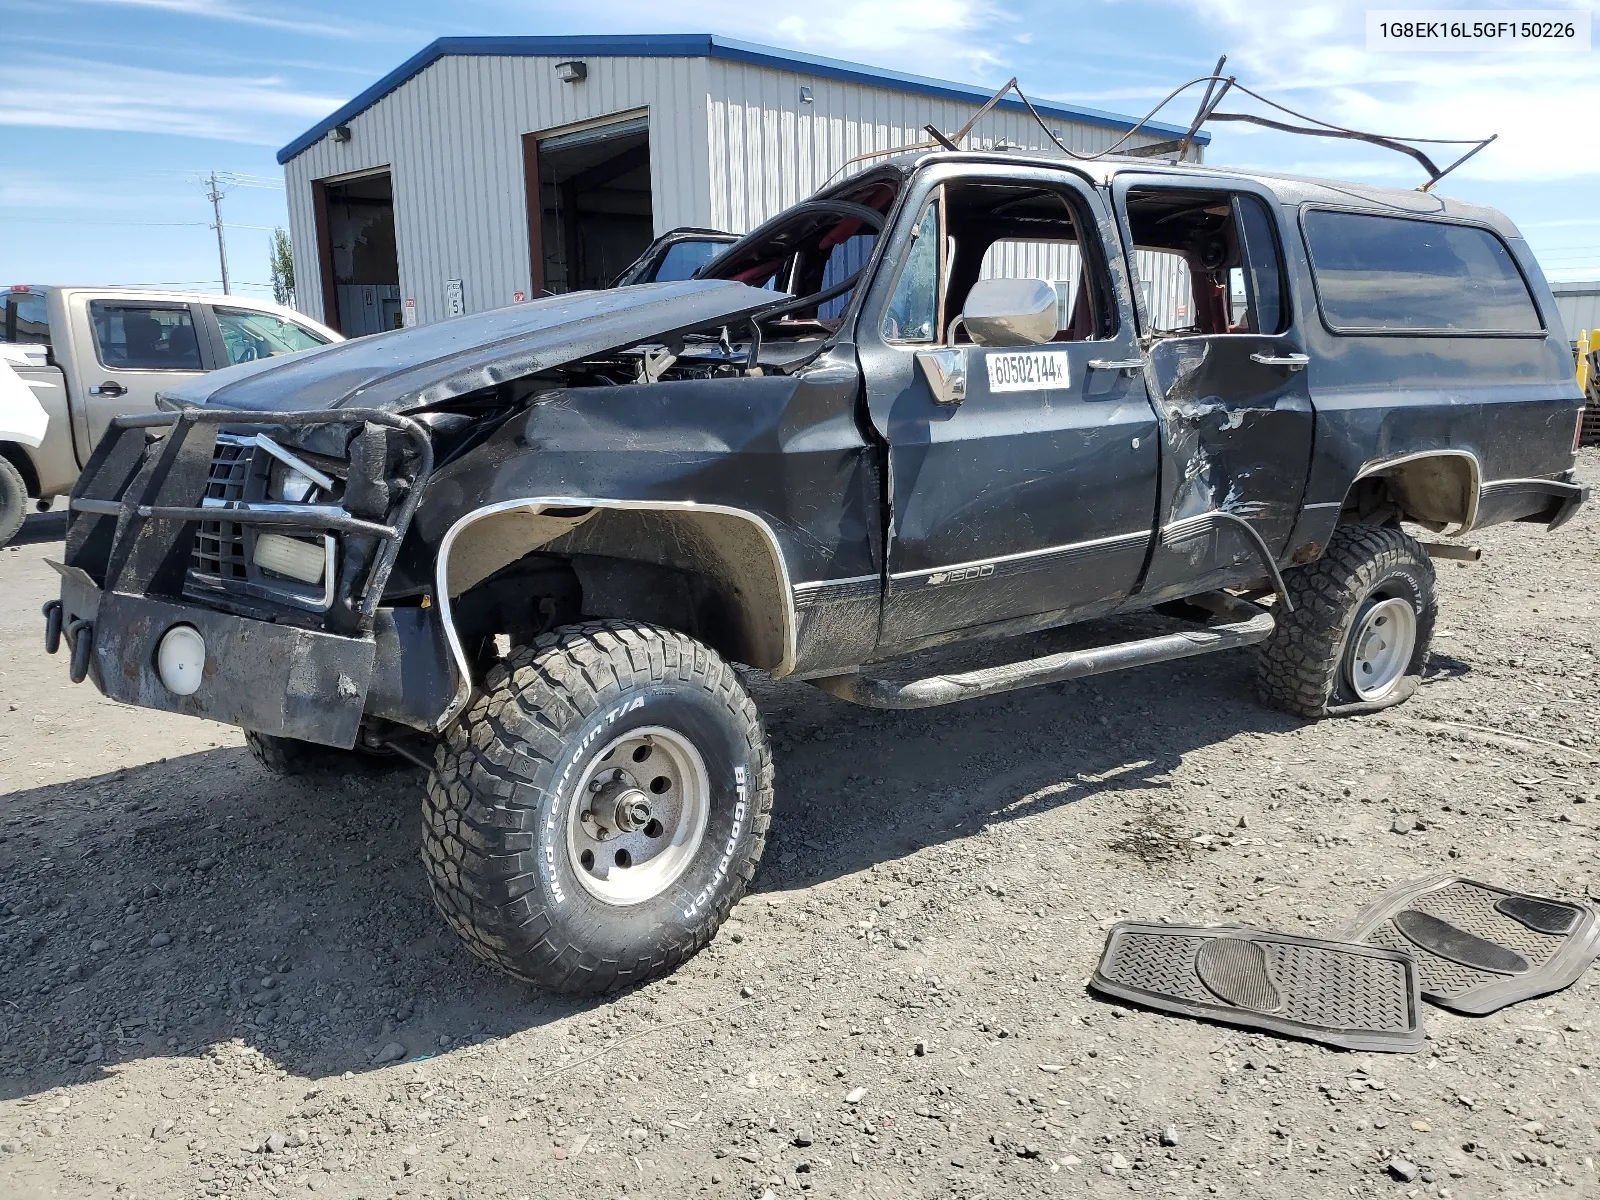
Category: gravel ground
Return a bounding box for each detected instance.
[2,455,1597,1200]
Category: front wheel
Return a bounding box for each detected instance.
[244,730,407,776]
[1257,524,1435,718]
[421,621,773,993]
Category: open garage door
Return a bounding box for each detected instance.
[313,169,400,337]
[523,115,654,295]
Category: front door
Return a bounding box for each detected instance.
[76,297,208,451]
[857,165,1161,653]
[1112,177,1316,603]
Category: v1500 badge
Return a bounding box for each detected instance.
[986,350,1072,392]
[926,563,996,587]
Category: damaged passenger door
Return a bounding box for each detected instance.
[1113,177,1314,604]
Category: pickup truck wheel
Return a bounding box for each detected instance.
[0,455,27,548]
[421,620,772,994]
[1256,525,1435,718]
[244,730,405,776]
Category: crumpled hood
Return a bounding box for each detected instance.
[158,280,783,414]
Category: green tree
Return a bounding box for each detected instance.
[269,227,295,307]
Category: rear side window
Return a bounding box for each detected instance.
[3,292,53,352]
[90,301,202,370]
[1303,210,1541,334]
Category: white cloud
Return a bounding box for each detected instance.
[1162,0,1600,184]
[57,0,409,40]
[480,0,1009,81]
[0,56,343,144]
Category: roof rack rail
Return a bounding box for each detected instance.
[910,60,1496,193]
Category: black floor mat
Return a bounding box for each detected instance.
[1090,923,1424,1052]
[1345,876,1600,1015]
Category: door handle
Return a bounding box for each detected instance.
[1249,352,1310,370]
[89,381,128,397]
[1088,358,1144,376]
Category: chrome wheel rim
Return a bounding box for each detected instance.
[565,725,710,906]
[1345,596,1417,701]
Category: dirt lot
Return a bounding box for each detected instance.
[2,457,1598,1200]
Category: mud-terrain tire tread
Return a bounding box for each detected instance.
[0,455,27,548]
[1257,524,1435,719]
[244,730,403,776]
[421,620,772,994]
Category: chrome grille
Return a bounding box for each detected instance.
[189,436,258,582]
[184,433,340,613]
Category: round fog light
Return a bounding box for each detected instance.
[156,624,207,696]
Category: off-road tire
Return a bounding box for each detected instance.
[1257,524,1435,718]
[422,620,773,994]
[244,730,405,776]
[0,455,27,548]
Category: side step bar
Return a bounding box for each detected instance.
[811,593,1274,710]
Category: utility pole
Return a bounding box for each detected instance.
[205,171,231,295]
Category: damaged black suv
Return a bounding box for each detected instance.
[46,150,1587,992]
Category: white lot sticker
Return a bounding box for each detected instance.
[985,350,1072,393]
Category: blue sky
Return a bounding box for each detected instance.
[3,0,1597,302]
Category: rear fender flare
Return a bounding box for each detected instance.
[1351,449,1482,535]
[433,497,797,729]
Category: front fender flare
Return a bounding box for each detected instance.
[432,497,798,730]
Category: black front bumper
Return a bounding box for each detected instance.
[51,562,376,747]
[47,405,452,748]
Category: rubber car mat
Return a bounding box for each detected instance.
[1344,875,1600,1015]
[1089,923,1424,1052]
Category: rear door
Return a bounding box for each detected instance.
[1111,175,1315,603]
[77,297,210,446]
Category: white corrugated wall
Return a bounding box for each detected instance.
[703,59,1182,234]
[285,54,712,328]
[283,52,1193,329]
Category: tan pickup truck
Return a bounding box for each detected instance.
[0,285,339,545]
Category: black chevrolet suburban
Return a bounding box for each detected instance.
[45,150,1588,992]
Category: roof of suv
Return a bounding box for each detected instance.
[863,149,1518,236]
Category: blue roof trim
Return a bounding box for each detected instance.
[276,34,1207,165]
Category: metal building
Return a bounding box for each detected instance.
[1551,280,1600,344]
[277,34,1206,336]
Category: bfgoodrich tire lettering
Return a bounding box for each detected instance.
[421,620,773,993]
[1257,524,1435,718]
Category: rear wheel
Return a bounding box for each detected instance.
[0,456,28,548]
[421,620,772,993]
[1257,524,1435,718]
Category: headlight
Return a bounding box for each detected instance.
[254,533,328,585]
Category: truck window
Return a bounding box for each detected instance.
[3,291,53,353]
[1124,188,1288,338]
[90,302,201,370]
[654,239,725,283]
[941,180,1114,342]
[1302,209,1541,334]
[214,307,329,365]
[882,202,940,343]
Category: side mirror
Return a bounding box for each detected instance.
[961,278,1058,346]
[915,347,967,405]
